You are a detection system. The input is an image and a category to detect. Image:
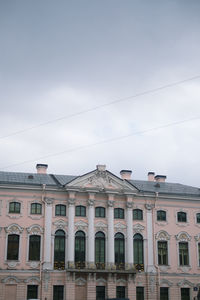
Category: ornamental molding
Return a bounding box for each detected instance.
[116,278,126,285]
[114,222,127,230]
[5,223,23,234]
[145,203,155,210]
[24,276,40,284]
[155,230,170,241]
[68,198,75,205]
[96,277,106,285]
[53,219,68,230]
[27,224,44,235]
[175,231,191,242]
[194,233,200,241]
[95,222,107,230]
[44,197,54,205]
[1,276,21,283]
[88,199,95,206]
[7,261,19,269]
[133,223,145,234]
[126,201,133,209]
[75,220,88,230]
[160,279,173,287]
[177,279,194,287]
[75,277,87,286]
[108,200,114,207]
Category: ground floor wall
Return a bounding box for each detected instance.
[0,270,200,300]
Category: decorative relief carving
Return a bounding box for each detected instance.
[126,202,133,209]
[68,198,75,205]
[177,279,194,287]
[88,199,95,206]
[53,219,68,230]
[44,197,54,205]
[133,223,145,234]
[1,276,21,283]
[27,224,43,235]
[76,277,86,286]
[145,204,155,210]
[95,222,107,231]
[155,230,170,241]
[175,231,191,241]
[29,261,40,269]
[114,222,127,230]
[5,224,23,234]
[7,261,18,269]
[160,279,173,287]
[194,234,200,241]
[108,200,114,207]
[75,220,88,231]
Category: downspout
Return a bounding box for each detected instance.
[40,184,46,300]
[153,191,160,300]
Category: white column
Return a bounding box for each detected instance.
[107,196,115,269]
[43,197,53,270]
[67,196,75,268]
[87,194,95,268]
[126,200,134,269]
[145,203,156,273]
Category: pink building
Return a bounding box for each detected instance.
[0,164,200,300]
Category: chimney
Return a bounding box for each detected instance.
[148,172,155,181]
[96,164,106,171]
[36,164,48,174]
[120,170,132,180]
[154,175,167,182]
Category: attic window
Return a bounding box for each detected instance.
[28,175,34,179]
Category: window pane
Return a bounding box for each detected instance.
[56,205,66,216]
[134,234,144,265]
[95,207,105,218]
[133,209,143,220]
[54,231,65,269]
[136,287,144,300]
[114,208,124,219]
[178,212,187,222]
[27,285,38,299]
[157,210,166,221]
[197,213,200,223]
[158,241,168,265]
[53,285,64,300]
[7,234,19,260]
[181,288,190,300]
[116,286,125,298]
[9,202,20,213]
[31,203,42,214]
[29,235,41,261]
[76,206,86,217]
[179,242,189,265]
[160,287,169,300]
[96,286,105,300]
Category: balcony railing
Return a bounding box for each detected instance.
[134,263,144,271]
[75,261,86,269]
[116,262,125,270]
[96,262,105,270]
[54,261,65,270]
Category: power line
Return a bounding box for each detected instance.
[0,74,200,140]
[1,115,199,170]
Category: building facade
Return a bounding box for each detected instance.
[0,164,200,300]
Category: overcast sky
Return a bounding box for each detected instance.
[1,0,200,186]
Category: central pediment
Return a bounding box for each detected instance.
[65,165,138,193]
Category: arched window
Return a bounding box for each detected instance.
[157,210,166,221]
[177,212,187,222]
[29,235,41,261]
[75,205,86,217]
[55,204,66,216]
[31,203,42,215]
[133,233,144,270]
[9,202,21,214]
[133,209,143,220]
[95,231,105,269]
[179,242,189,266]
[7,234,19,260]
[75,231,85,268]
[114,208,124,219]
[95,207,105,218]
[54,230,65,270]
[115,233,125,269]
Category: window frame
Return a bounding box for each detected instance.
[157,210,167,222]
[31,203,42,215]
[27,285,38,300]
[7,234,20,260]
[196,213,200,224]
[29,235,41,261]
[133,233,144,267]
[55,204,66,216]
[9,202,21,214]
[75,230,86,268]
[116,286,125,298]
[160,287,169,300]
[136,286,144,300]
[177,212,187,223]
[95,231,105,268]
[179,242,189,266]
[115,232,125,269]
[95,207,105,218]
[54,230,65,270]
[133,209,143,220]
[114,208,124,219]
[158,241,168,265]
[75,205,86,217]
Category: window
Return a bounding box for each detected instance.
[198,243,200,266]
[136,287,144,300]
[114,208,124,219]
[54,230,65,270]
[178,212,187,222]
[134,234,144,270]
[55,204,66,216]
[181,288,190,300]
[27,285,38,300]
[75,231,85,268]
[158,241,168,265]
[115,233,125,269]
[157,210,166,221]
[7,234,19,260]
[160,287,169,300]
[179,242,189,265]
[53,286,64,300]
[9,202,20,213]
[31,203,42,215]
[75,205,86,217]
[95,232,105,268]
[196,213,200,224]
[116,286,125,298]
[95,207,105,218]
[96,286,105,300]
[29,235,41,261]
[133,209,143,220]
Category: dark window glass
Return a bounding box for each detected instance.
[157,210,166,221]
[27,285,38,299]
[75,205,86,217]
[114,208,124,219]
[179,242,189,265]
[158,241,168,265]
[198,243,200,266]
[133,209,143,220]
[178,212,187,222]
[75,231,85,268]
[115,233,125,269]
[7,234,19,260]
[95,207,105,218]
[54,230,65,270]
[116,286,125,298]
[96,286,105,300]
[196,213,200,223]
[31,203,42,215]
[134,234,144,268]
[9,202,20,213]
[53,285,64,300]
[160,287,169,300]
[95,232,105,268]
[55,205,66,216]
[29,235,41,261]
[136,287,144,300]
[181,288,190,300]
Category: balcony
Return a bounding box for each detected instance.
[54,261,65,270]
[134,263,144,271]
[75,261,86,269]
[116,262,125,270]
[96,262,105,270]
